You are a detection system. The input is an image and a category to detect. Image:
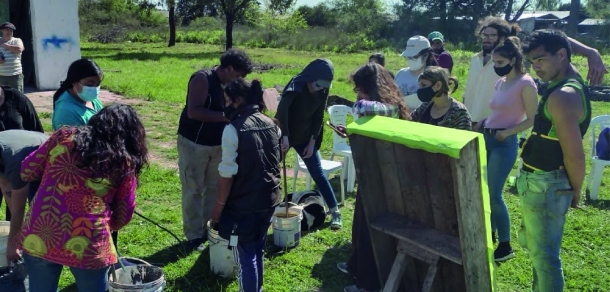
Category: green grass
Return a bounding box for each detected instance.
[6,42,610,291]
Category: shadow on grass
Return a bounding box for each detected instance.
[171,249,235,292]
[586,192,610,210]
[85,51,224,62]
[140,242,190,267]
[310,242,354,292]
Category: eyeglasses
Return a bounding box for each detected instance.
[480,33,498,40]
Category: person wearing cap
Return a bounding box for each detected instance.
[428,31,454,73]
[0,23,24,92]
[275,58,343,230]
[394,35,438,110]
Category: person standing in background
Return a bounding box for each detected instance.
[394,35,439,110]
[428,31,454,73]
[0,22,24,92]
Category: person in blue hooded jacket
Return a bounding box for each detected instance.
[274,58,342,229]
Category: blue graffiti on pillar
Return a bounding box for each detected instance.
[42,35,74,50]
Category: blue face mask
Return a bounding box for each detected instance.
[78,84,100,102]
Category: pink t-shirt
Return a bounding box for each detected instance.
[485,74,537,129]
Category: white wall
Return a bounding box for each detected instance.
[30,0,81,90]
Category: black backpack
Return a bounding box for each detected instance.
[288,190,327,231]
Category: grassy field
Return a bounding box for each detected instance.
[5,42,610,291]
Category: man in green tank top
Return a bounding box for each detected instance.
[519,29,596,292]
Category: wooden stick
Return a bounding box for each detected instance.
[283,151,289,218]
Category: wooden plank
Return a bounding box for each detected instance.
[382,252,408,292]
[349,134,396,287]
[393,144,434,224]
[370,214,463,265]
[375,140,405,216]
[397,240,438,265]
[451,140,493,292]
[424,153,459,236]
[422,257,440,292]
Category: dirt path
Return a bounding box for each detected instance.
[24,89,306,177]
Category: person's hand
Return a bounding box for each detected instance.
[586,49,608,86]
[571,190,582,209]
[335,125,348,138]
[495,130,508,141]
[211,201,224,223]
[473,119,485,132]
[280,136,289,153]
[302,140,315,159]
[6,239,21,262]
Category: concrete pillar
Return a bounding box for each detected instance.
[30,0,81,90]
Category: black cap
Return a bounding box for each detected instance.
[0,22,16,31]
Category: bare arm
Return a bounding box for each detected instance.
[568,37,608,86]
[547,87,586,207]
[502,85,538,136]
[1,42,23,54]
[186,73,229,123]
[6,185,28,261]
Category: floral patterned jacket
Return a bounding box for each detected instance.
[18,128,137,269]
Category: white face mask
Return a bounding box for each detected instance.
[407,57,425,71]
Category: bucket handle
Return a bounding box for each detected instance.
[282,150,289,217]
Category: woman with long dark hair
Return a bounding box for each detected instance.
[52,58,103,130]
[18,103,148,292]
[211,78,281,292]
[336,63,410,292]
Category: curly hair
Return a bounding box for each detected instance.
[224,78,266,111]
[493,36,526,74]
[72,103,148,187]
[351,63,411,120]
[475,16,521,39]
[418,66,459,95]
[219,48,253,75]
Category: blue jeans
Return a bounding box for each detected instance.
[23,253,110,292]
[517,169,573,292]
[484,133,518,242]
[233,208,275,292]
[293,142,338,209]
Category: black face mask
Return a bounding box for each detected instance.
[223,105,238,120]
[494,63,513,77]
[417,86,437,103]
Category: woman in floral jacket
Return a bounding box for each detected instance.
[18,103,148,292]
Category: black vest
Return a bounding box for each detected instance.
[177,69,227,146]
[226,106,282,212]
[521,77,591,172]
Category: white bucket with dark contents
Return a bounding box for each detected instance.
[108,258,165,292]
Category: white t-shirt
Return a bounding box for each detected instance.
[394,68,422,110]
[0,37,23,76]
[463,52,500,122]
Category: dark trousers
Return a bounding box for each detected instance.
[232,208,274,292]
[347,192,381,291]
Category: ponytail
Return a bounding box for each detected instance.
[249,79,266,112]
[52,81,72,110]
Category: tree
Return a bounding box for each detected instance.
[266,0,296,15]
[177,0,221,25]
[168,0,176,47]
[506,0,532,22]
[218,0,256,49]
[585,0,610,19]
[536,0,560,11]
[567,0,580,36]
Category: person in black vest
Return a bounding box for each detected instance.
[177,49,253,250]
[519,29,595,292]
[0,86,43,222]
[211,78,281,292]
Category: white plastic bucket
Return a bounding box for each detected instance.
[272,203,303,248]
[207,221,238,279]
[107,258,165,292]
[0,221,10,267]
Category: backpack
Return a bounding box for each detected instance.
[288,191,328,231]
[596,127,610,161]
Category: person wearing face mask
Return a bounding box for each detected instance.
[274,58,343,229]
[177,49,253,251]
[411,66,471,130]
[474,37,538,262]
[52,58,104,131]
[211,78,281,292]
[394,35,438,110]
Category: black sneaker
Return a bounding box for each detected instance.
[187,238,204,249]
[494,242,515,262]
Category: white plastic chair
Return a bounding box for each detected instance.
[588,115,610,200]
[327,105,356,192]
[291,150,345,204]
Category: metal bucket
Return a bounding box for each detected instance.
[108,258,165,292]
